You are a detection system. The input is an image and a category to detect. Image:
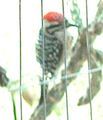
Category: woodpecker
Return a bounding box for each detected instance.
[36,11,77,105]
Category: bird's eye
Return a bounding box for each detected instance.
[46,23,63,34]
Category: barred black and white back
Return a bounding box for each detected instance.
[36,26,64,80]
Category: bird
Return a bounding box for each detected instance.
[36,11,77,105]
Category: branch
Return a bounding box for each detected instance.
[0,66,9,87]
[78,48,103,105]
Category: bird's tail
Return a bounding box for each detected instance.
[39,78,48,105]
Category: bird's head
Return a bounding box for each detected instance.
[43,11,78,28]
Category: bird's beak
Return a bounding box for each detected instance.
[66,23,78,28]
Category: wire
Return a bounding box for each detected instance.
[41,0,47,119]
[85,0,93,120]
[62,66,102,80]
[8,66,103,92]
[61,0,69,120]
[19,0,23,119]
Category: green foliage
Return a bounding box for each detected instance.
[12,94,17,120]
[71,0,83,28]
[96,1,103,22]
[53,104,63,116]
